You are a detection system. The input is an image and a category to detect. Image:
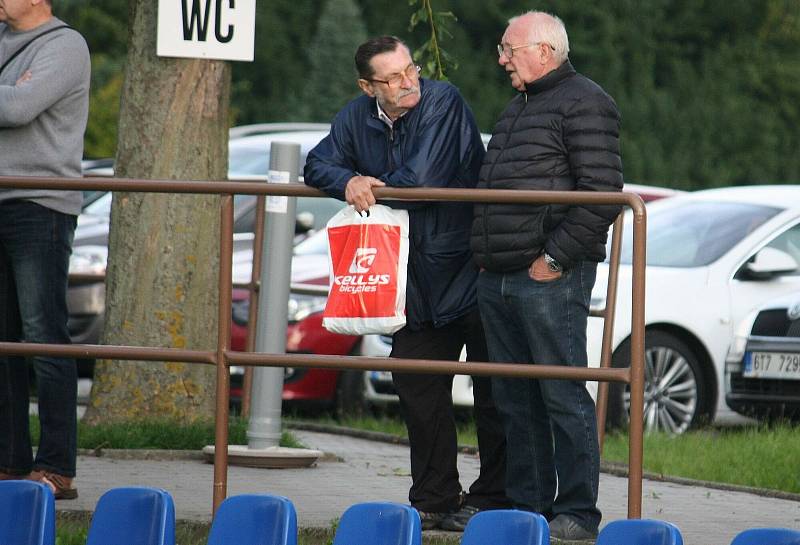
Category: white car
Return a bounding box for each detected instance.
[590,185,800,434]
[725,290,800,422]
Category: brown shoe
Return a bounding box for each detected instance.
[30,470,78,500]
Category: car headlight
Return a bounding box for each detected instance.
[725,311,758,372]
[287,294,327,323]
[231,294,327,326]
[69,245,108,275]
[725,334,747,373]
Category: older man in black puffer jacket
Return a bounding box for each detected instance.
[471,10,623,542]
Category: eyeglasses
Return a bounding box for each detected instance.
[497,42,555,59]
[367,64,421,87]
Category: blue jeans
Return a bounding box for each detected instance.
[0,201,77,477]
[477,263,601,532]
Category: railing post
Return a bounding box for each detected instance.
[627,200,647,518]
[212,194,235,514]
[597,212,624,451]
[240,195,267,419]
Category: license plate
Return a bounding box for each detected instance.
[743,351,800,380]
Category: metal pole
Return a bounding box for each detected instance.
[212,195,234,514]
[627,200,647,518]
[240,195,267,418]
[246,142,299,449]
[597,212,624,451]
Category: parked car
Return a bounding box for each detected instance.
[589,185,800,434]
[725,291,800,422]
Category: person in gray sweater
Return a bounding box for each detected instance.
[0,0,90,499]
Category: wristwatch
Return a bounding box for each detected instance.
[543,252,563,273]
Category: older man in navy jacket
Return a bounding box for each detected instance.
[305,35,508,531]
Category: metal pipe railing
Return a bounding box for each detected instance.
[596,213,625,451]
[0,175,646,518]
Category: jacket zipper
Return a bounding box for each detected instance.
[482,91,528,261]
[387,125,395,171]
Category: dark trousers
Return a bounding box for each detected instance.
[0,201,77,477]
[391,308,509,513]
[477,265,601,532]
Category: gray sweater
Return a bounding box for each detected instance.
[0,17,90,216]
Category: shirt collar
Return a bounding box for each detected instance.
[375,100,394,128]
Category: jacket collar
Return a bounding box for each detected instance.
[523,60,576,95]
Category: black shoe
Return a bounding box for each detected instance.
[417,509,448,531]
[440,504,481,532]
[548,515,598,542]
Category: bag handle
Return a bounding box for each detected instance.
[0,25,71,78]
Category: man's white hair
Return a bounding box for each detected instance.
[508,11,570,63]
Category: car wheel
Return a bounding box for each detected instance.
[607,331,708,434]
[335,370,369,418]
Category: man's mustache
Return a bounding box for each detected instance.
[397,87,420,99]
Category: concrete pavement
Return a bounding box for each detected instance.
[54,428,800,545]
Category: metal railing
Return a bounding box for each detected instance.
[0,175,646,518]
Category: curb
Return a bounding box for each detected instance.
[76,423,800,504]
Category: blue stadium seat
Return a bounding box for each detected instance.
[0,480,55,545]
[731,528,800,545]
[461,510,549,545]
[207,494,297,545]
[86,487,175,545]
[597,519,684,545]
[332,502,421,545]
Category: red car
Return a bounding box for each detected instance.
[228,232,369,415]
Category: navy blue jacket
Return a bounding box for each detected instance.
[304,79,485,330]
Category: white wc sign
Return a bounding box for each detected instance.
[157,0,256,61]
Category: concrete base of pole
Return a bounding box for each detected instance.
[202,445,323,469]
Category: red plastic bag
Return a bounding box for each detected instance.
[323,204,409,335]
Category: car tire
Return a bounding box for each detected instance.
[606,331,709,434]
[335,370,369,418]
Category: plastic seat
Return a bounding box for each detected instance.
[731,528,800,545]
[86,487,175,545]
[461,510,549,545]
[597,519,684,545]
[332,502,421,545]
[207,494,297,545]
[0,480,55,545]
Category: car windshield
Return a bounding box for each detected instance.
[229,146,270,176]
[616,200,781,267]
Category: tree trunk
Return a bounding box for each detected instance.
[84,0,231,424]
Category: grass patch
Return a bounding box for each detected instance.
[603,423,800,494]
[30,416,302,451]
[290,414,478,447]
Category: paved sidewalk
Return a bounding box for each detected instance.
[56,430,800,545]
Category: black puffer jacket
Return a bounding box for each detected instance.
[471,61,623,272]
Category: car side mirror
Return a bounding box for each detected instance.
[739,247,799,280]
[295,211,314,235]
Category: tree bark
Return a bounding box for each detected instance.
[84,0,231,424]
